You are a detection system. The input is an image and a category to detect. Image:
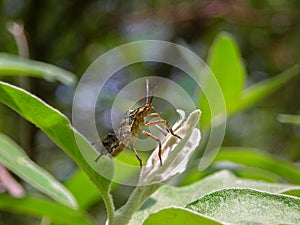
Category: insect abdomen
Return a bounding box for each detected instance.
[101,132,125,156]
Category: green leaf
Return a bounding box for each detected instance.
[143,207,222,225]
[215,147,300,184]
[0,53,77,85]
[129,170,300,225]
[0,133,77,209]
[225,166,285,183]
[206,33,300,116]
[207,32,246,113]
[65,169,101,210]
[238,64,300,114]
[186,189,300,225]
[0,194,95,225]
[0,81,113,210]
[278,114,300,126]
[188,32,300,128]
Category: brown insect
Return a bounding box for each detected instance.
[93,79,181,168]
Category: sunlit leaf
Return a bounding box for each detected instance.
[186,189,300,225]
[207,32,246,112]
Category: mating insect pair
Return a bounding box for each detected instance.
[92,79,181,168]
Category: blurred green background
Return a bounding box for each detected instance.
[1,0,300,224]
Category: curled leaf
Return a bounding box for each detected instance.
[139,109,201,185]
[113,109,202,225]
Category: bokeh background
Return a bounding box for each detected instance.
[1,0,300,224]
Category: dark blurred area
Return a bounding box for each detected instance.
[1,0,300,223]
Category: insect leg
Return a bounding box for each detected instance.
[91,138,102,146]
[154,124,168,136]
[129,144,143,168]
[143,117,182,140]
[141,130,163,166]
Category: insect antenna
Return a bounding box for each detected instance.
[95,152,104,162]
[146,78,150,104]
[146,78,154,105]
[91,138,101,146]
[91,138,104,162]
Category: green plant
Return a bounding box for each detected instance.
[1,32,300,225]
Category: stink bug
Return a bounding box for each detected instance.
[93,79,181,167]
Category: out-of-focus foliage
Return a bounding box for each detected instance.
[278,114,300,126]
[0,133,77,208]
[0,53,76,85]
[1,0,300,160]
[1,0,300,225]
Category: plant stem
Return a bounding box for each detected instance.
[113,184,160,225]
[102,192,115,225]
